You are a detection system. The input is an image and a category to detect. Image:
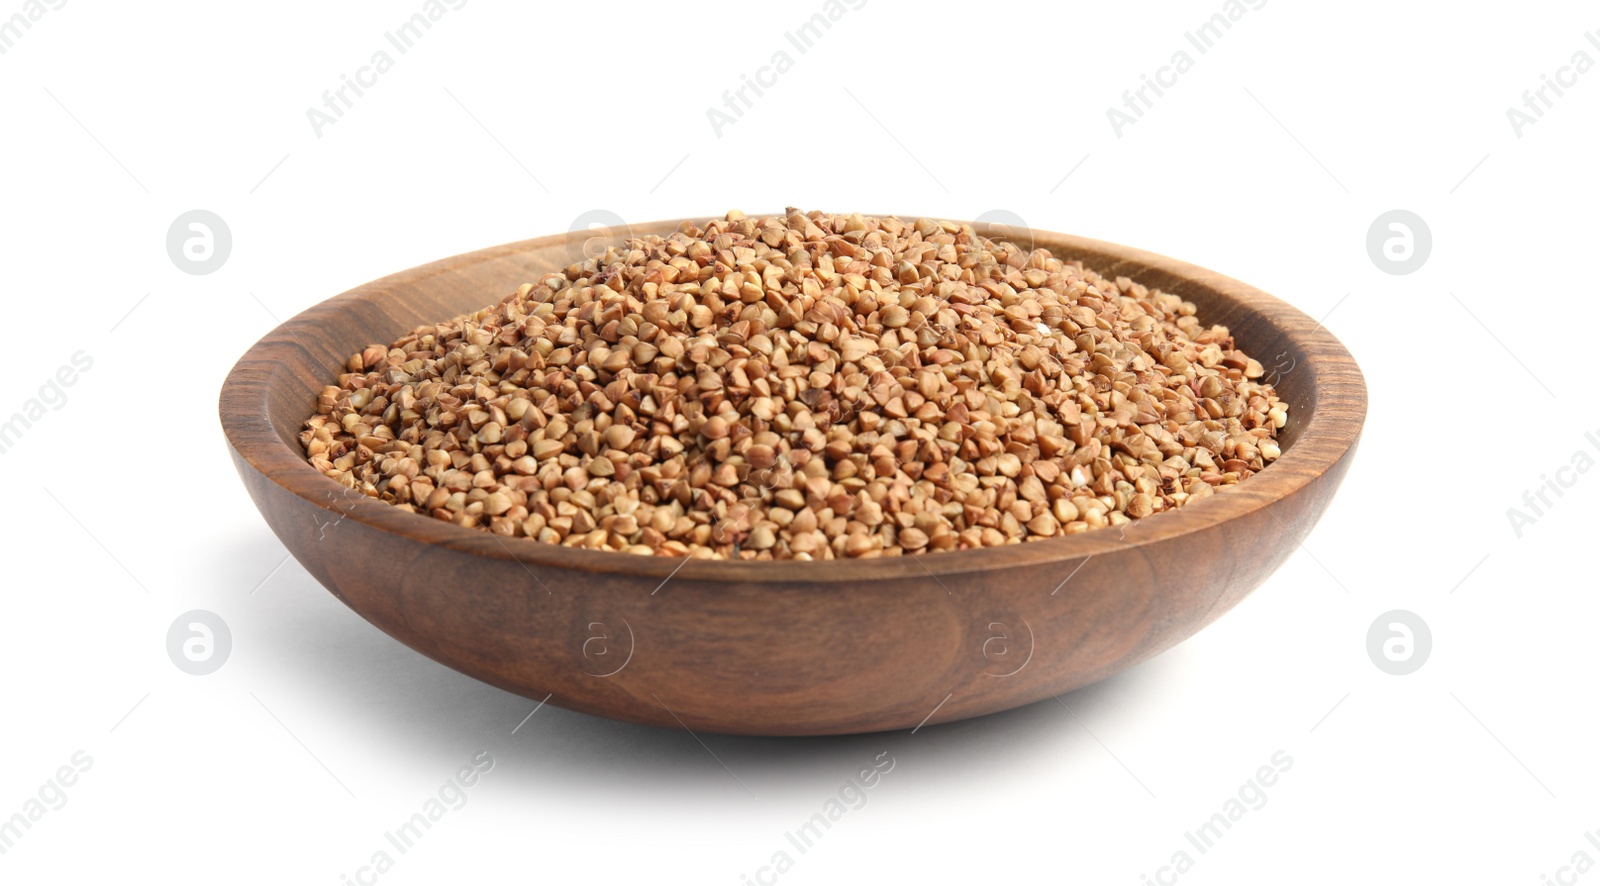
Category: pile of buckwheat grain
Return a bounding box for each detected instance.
[300,209,1288,560]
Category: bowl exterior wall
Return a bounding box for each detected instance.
[229,438,1355,735]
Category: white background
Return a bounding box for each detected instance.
[2,1,1597,883]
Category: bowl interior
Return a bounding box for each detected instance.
[1059,243,1319,453]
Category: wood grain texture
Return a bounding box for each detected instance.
[218,218,1367,736]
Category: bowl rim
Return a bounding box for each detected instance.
[219,216,1367,585]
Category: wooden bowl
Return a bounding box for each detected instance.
[219,218,1366,736]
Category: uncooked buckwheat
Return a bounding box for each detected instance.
[301,209,1289,560]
